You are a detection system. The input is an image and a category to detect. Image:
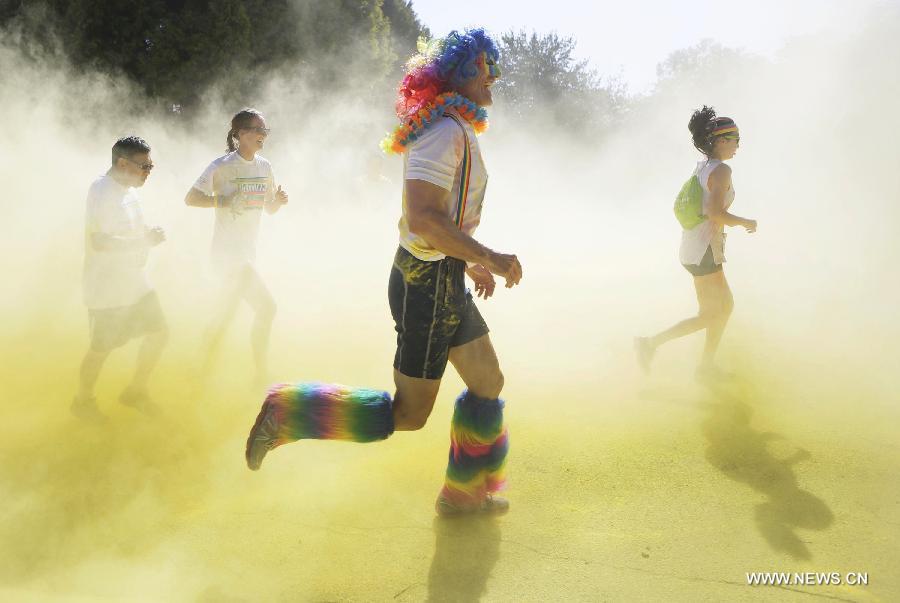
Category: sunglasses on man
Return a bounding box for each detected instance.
[125,157,154,171]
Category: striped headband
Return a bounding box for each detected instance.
[711,118,738,136]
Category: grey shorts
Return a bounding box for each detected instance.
[88,291,166,353]
[682,246,723,277]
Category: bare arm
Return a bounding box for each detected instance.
[406,180,490,263]
[184,186,229,208]
[91,227,165,251]
[264,185,288,215]
[706,164,756,232]
[406,179,522,286]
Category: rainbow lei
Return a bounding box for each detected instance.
[380,92,488,155]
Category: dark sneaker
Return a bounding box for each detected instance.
[71,396,108,424]
[435,494,510,517]
[695,364,735,384]
[634,337,655,374]
[119,387,161,417]
[246,400,281,471]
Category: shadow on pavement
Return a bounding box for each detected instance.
[427,515,502,602]
[700,381,833,560]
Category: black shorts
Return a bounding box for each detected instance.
[388,246,490,380]
[88,291,166,353]
[682,246,723,277]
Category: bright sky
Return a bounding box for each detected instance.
[413,0,879,92]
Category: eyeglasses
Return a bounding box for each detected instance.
[126,158,154,171]
[243,126,271,135]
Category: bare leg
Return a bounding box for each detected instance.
[448,334,504,399]
[128,328,169,391]
[392,369,441,431]
[648,271,725,349]
[700,272,734,368]
[72,346,112,421]
[391,333,507,422]
[200,273,244,377]
[242,267,277,382]
[647,316,706,348]
[78,348,110,400]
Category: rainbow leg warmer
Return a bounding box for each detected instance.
[247,382,395,469]
[438,390,509,508]
[264,382,394,443]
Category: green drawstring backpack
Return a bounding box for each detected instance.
[673,173,707,229]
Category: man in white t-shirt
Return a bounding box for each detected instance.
[73,136,168,422]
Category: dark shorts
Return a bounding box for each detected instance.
[89,291,166,353]
[682,246,723,277]
[388,246,490,380]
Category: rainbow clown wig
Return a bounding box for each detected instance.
[381,28,501,154]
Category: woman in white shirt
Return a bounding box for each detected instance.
[636,106,757,382]
[185,108,288,384]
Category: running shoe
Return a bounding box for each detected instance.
[71,395,108,424]
[245,400,280,471]
[435,494,510,517]
[119,387,161,417]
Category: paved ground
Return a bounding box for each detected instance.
[1,317,896,602]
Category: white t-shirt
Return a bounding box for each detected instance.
[83,174,152,309]
[399,112,488,261]
[193,151,276,275]
[679,158,735,265]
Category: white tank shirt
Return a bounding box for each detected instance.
[679,158,735,265]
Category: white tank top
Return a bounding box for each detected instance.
[679,158,735,265]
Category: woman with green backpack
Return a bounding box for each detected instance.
[635,106,757,382]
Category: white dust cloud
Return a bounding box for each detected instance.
[1,7,899,601]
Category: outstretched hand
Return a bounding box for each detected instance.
[485,251,522,288]
[145,226,166,246]
[466,264,496,299]
[275,185,288,205]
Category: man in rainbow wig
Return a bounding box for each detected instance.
[245,28,522,516]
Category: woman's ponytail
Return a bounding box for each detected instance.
[688,105,718,156]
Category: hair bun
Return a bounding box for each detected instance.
[689,105,718,155]
[689,105,717,137]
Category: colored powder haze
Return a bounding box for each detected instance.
[1,5,899,602]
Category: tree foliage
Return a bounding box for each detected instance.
[381,0,429,62]
[495,31,627,139]
[0,0,427,106]
[5,3,774,142]
[654,39,762,92]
